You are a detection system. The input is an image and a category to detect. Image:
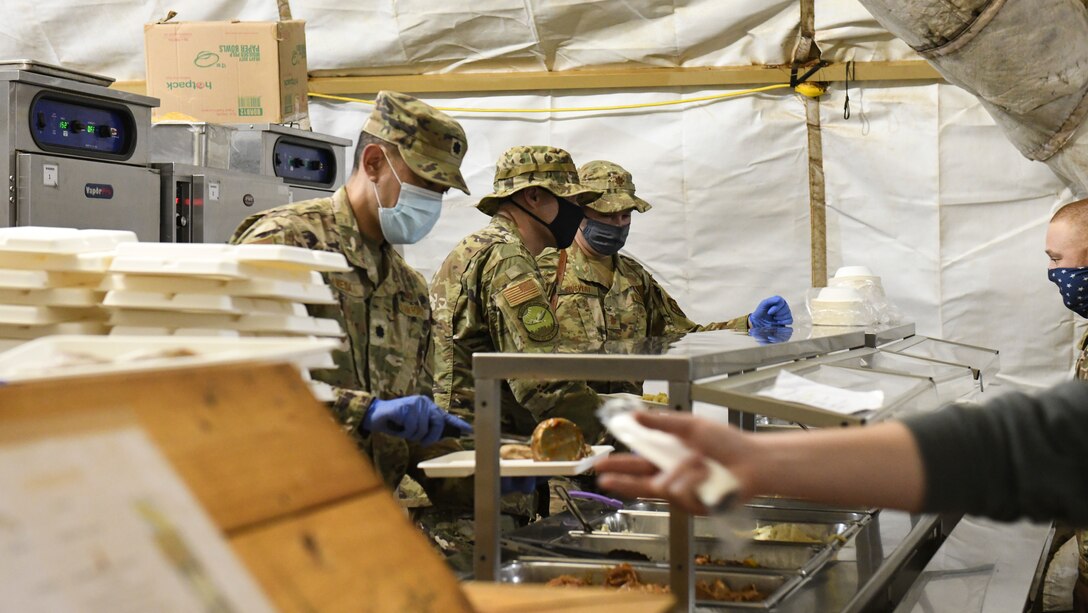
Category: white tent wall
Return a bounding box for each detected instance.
[2,1,904,79]
[0,0,1081,389]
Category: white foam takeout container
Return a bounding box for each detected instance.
[417,445,614,478]
[0,335,340,382]
[106,309,344,337]
[103,291,307,315]
[0,288,102,308]
[108,243,350,279]
[99,274,336,304]
[0,227,136,253]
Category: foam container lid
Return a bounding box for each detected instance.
[0,321,109,339]
[0,287,102,307]
[110,243,349,274]
[0,335,340,382]
[109,255,319,282]
[234,244,350,272]
[109,326,242,338]
[833,265,874,278]
[0,251,114,273]
[813,287,865,303]
[99,274,335,304]
[107,309,343,337]
[103,291,307,315]
[0,269,106,290]
[0,227,136,253]
[0,304,105,326]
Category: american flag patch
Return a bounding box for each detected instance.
[501,279,542,306]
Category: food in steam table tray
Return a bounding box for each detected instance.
[694,554,761,568]
[544,563,765,602]
[642,392,669,404]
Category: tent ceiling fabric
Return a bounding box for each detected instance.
[0,1,925,81]
[0,0,1081,390]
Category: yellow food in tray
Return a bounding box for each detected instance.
[642,392,669,404]
[747,523,832,544]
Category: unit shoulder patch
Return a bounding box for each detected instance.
[501,278,543,307]
[518,301,558,342]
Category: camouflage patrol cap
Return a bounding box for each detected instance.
[578,160,651,214]
[362,91,470,194]
[476,145,602,216]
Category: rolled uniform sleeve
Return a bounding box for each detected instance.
[903,380,1088,525]
[485,253,603,441]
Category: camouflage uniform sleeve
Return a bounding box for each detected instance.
[229,211,298,246]
[484,251,603,441]
[330,387,379,437]
[418,327,435,395]
[536,247,560,297]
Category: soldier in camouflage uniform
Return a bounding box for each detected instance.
[423,145,605,570]
[230,91,472,495]
[538,160,793,395]
[430,146,605,441]
[1044,198,1088,611]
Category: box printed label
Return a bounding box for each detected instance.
[238,96,263,117]
[219,44,261,61]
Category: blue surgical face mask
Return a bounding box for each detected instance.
[374,151,443,244]
[1049,267,1088,318]
[581,218,630,256]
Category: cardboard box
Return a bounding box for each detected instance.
[145,20,308,124]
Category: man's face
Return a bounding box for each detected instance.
[1045,219,1088,269]
[367,144,448,209]
[582,208,632,228]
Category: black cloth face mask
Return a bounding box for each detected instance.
[513,197,584,249]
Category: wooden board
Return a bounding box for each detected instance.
[463,582,674,612]
[0,362,376,531]
[232,492,475,613]
[0,361,674,612]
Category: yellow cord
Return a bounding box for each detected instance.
[308,83,792,114]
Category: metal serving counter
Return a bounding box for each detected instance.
[472,324,916,610]
[504,498,943,612]
[469,322,1019,611]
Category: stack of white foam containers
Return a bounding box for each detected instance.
[102,243,347,338]
[0,227,136,351]
[100,242,349,402]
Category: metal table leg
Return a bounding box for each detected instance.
[668,380,694,611]
[473,377,502,581]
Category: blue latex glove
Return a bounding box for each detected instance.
[748,295,793,327]
[749,326,794,345]
[363,395,472,446]
[501,477,538,495]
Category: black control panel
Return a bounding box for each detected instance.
[29,93,136,159]
[272,138,337,187]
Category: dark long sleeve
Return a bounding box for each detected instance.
[903,380,1088,525]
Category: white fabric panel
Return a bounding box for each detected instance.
[679,91,811,322]
[310,87,811,322]
[0,1,915,80]
[822,83,943,336]
[822,82,1075,390]
[936,85,1077,389]
[816,0,920,62]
